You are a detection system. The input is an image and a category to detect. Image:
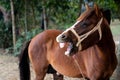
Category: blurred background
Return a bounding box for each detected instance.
[0,0,119,80]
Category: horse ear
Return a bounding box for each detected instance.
[94,4,103,17]
[85,4,90,10]
[94,4,99,16]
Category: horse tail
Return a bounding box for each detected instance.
[19,40,31,80]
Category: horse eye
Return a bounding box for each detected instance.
[83,23,88,26]
[81,22,88,28]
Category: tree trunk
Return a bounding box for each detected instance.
[10,0,16,52]
[42,0,47,30]
[30,1,36,27]
[79,0,83,15]
[24,0,28,39]
[42,6,47,30]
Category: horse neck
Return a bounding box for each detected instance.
[97,18,115,53]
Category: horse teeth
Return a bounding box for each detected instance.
[59,43,65,48]
[65,51,70,56]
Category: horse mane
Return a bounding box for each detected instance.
[97,14,115,54]
[77,6,111,25]
[101,9,111,24]
[77,8,94,21]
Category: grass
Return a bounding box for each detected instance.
[110,19,120,36]
[111,24,120,36]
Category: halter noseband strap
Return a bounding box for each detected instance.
[70,18,103,50]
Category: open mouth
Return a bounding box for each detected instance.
[59,42,76,56]
[56,33,78,56]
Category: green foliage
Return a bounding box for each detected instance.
[0,0,10,10]
[95,0,119,19]
[0,0,119,55]
[0,20,12,48]
[0,20,5,48]
[0,1,12,49]
[14,27,42,56]
[45,0,80,24]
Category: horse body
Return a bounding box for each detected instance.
[28,30,81,78]
[55,4,117,80]
[19,4,117,80]
[27,29,116,80]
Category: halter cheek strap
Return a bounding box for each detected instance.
[70,18,103,51]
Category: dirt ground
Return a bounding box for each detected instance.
[0,54,19,80]
[0,20,120,80]
[0,54,81,80]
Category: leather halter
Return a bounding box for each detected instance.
[69,18,103,51]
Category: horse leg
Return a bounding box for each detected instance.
[31,59,49,80]
[105,77,110,80]
[106,78,110,80]
[35,70,47,80]
[29,53,49,80]
[35,67,64,80]
[90,77,110,80]
[47,65,64,80]
[31,61,48,80]
[53,73,63,80]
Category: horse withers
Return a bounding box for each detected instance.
[19,4,117,80]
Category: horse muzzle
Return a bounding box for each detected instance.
[56,33,78,56]
[56,33,68,43]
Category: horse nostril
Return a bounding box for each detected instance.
[61,34,67,39]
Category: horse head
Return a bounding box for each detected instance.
[56,4,108,56]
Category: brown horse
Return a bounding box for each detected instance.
[19,4,117,80]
